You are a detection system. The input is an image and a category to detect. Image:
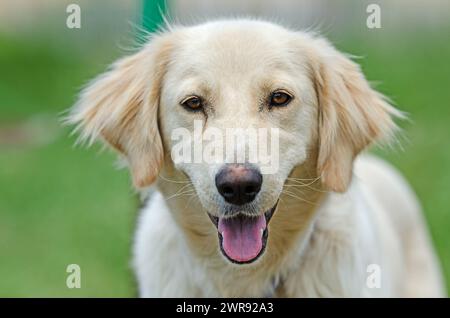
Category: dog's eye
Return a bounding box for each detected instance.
[181,96,203,111]
[269,91,292,107]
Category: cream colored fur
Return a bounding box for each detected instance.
[68,19,445,297]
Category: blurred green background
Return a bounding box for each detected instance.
[0,0,449,297]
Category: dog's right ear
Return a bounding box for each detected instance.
[67,34,174,188]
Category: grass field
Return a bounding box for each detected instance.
[0,27,449,296]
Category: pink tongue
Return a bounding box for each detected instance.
[218,214,266,263]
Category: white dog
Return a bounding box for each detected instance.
[68,19,445,297]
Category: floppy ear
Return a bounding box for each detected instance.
[68,34,173,188]
[310,38,402,192]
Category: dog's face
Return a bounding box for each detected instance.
[69,20,399,264]
[159,22,318,263]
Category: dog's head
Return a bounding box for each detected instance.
[68,20,400,264]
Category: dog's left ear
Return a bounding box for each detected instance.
[309,37,402,192]
[67,34,174,188]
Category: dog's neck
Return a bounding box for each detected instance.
[155,161,326,296]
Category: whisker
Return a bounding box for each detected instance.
[281,189,317,206]
[186,193,199,209]
[165,180,196,201]
[284,176,327,193]
[158,174,191,184]
[286,177,319,181]
[283,184,329,194]
[166,189,196,201]
[286,176,321,186]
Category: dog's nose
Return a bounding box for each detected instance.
[215,165,262,205]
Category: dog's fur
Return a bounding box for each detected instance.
[68,20,445,297]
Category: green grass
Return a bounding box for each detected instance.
[0,28,449,296]
[0,136,137,297]
[0,33,138,297]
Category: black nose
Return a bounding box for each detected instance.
[215,165,262,205]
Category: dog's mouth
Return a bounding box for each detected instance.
[208,201,278,264]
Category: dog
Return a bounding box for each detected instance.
[68,19,445,297]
